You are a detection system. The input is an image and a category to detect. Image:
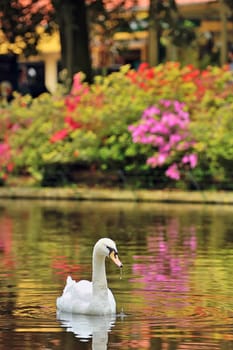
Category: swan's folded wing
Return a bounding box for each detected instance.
[57,279,92,313]
[74,280,92,302]
[107,288,116,313]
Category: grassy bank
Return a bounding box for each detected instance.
[0,186,232,204]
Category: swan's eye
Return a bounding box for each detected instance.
[106,245,117,257]
[107,245,123,268]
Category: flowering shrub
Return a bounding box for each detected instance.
[0,106,19,182]
[49,72,87,144]
[0,62,232,188]
[126,62,233,107]
[128,100,198,180]
[52,65,155,171]
[0,142,14,182]
[5,93,67,182]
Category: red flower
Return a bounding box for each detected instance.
[65,116,82,130]
[7,163,14,172]
[50,129,68,143]
[126,70,137,83]
[186,64,195,71]
[146,69,155,79]
[138,62,149,72]
[182,69,200,82]
[201,70,209,78]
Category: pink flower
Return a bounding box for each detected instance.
[150,123,169,135]
[0,142,14,178]
[146,156,157,167]
[154,135,165,146]
[170,134,182,145]
[128,125,136,133]
[182,154,198,168]
[71,72,83,94]
[128,99,197,180]
[146,153,168,168]
[142,106,160,118]
[157,153,168,165]
[11,123,20,132]
[174,100,185,113]
[161,112,179,128]
[165,163,180,180]
[160,99,171,108]
[182,155,189,164]
[189,154,198,168]
[0,143,9,154]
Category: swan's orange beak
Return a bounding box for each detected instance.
[109,250,123,268]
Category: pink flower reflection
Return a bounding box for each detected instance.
[0,216,15,273]
[131,221,197,294]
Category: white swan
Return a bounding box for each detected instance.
[56,238,123,315]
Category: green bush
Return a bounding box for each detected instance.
[0,62,232,189]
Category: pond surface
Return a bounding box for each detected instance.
[0,199,233,350]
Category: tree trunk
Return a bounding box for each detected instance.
[219,0,228,65]
[148,0,160,66]
[53,0,93,83]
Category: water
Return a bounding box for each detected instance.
[0,199,233,349]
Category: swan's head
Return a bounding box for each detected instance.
[94,238,123,268]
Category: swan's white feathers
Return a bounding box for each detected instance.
[57,276,116,314]
[56,239,121,315]
[57,277,92,314]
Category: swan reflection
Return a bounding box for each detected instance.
[57,311,116,349]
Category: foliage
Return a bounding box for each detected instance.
[0,0,149,81]
[1,92,66,182]
[149,0,196,47]
[191,92,233,188]
[0,62,233,189]
[0,142,13,183]
[0,0,199,81]
[0,0,54,56]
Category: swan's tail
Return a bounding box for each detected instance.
[66,275,74,285]
[62,275,76,294]
[56,275,76,311]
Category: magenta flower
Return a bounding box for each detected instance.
[146,153,169,167]
[157,153,169,165]
[146,156,157,167]
[154,135,165,146]
[160,99,172,108]
[142,105,160,118]
[159,144,171,153]
[165,163,180,180]
[189,154,198,168]
[151,123,169,135]
[170,133,182,145]
[128,99,198,180]
[182,154,198,168]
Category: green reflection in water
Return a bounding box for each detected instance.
[0,199,233,350]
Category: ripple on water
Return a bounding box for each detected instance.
[1,200,233,350]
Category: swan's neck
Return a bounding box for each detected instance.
[92,252,108,294]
